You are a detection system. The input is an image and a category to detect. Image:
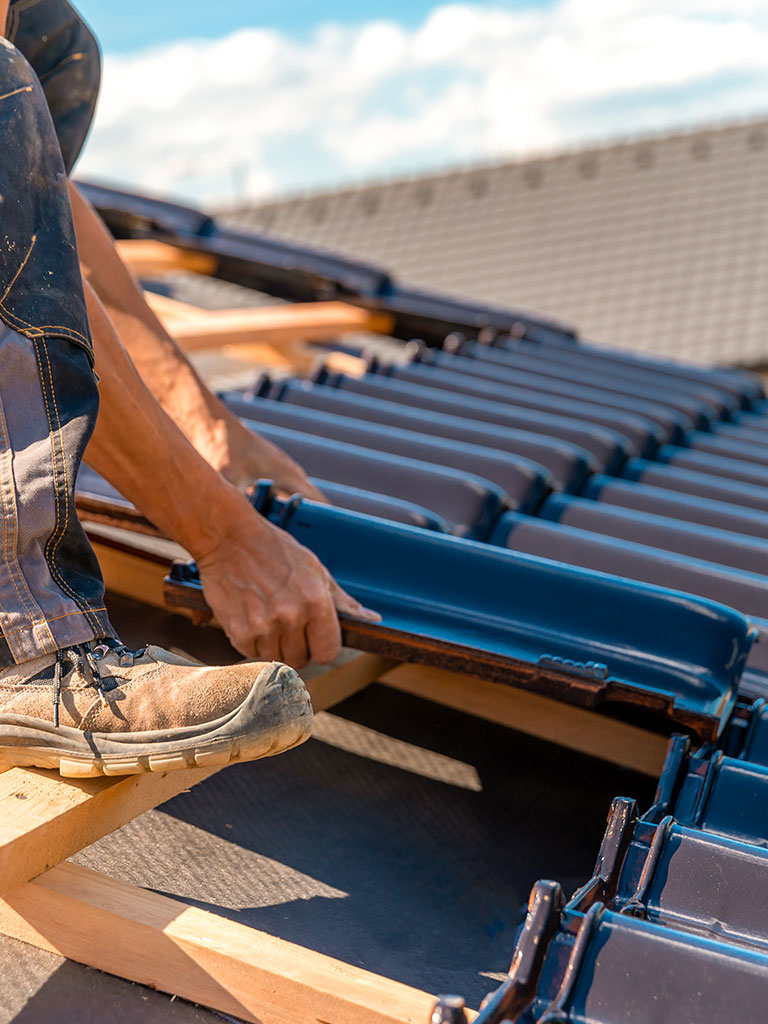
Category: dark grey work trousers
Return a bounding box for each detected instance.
[0,0,116,664]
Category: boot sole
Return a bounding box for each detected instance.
[0,663,313,778]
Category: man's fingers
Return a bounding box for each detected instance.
[330,579,381,623]
[274,478,328,504]
[301,480,329,504]
[255,631,281,663]
[279,627,310,670]
[306,597,343,665]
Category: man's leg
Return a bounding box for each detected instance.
[0,43,312,776]
[0,309,313,776]
[0,326,113,663]
[0,36,112,663]
[5,0,100,174]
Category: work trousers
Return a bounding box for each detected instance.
[0,0,114,665]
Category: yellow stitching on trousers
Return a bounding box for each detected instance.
[0,85,33,103]
[0,443,27,644]
[0,233,36,305]
[0,606,108,637]
[39,339,101,629]
[35,339,101,632]
[40,338,102,625]
[0,299,90,344]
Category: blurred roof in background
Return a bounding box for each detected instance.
[223,117,768,368]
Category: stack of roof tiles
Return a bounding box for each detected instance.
[224,334,768,703]
[439,712,768,1023]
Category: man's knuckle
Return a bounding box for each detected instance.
[272,602,301,630]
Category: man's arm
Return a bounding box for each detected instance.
[82,279,377,668]
[0,2,10,35]
[69,182,325,500]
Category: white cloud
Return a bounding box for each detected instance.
[76,1,768,204]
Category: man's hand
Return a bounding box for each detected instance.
[84,281,379,670]
[195,412,327,502]
[196,499,379,666]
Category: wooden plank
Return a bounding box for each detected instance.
[302,650,398,713]
[145,296,393,352]
[0,651,393,897]
[380,664,669,777]
[140,292,207,323]
[0,765,220,899]
[219,339,316,372]
[140,293,312,370]
[324,350,368,376]
[115,239,218,277]
[91,537,170,610]
[0,861,440,1024]
[145,293,391,340]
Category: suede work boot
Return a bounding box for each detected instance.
[0,639,313,778]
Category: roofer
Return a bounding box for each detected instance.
[0,0,377,777]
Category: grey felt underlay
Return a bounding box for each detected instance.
[0,935,223,1024]
[0,595,655,1022]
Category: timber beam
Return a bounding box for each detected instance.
[143,292,394,350]
[380,664,669,777]
[0,860,443,1024]
[115,238,218,277]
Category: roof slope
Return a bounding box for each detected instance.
[224,119,768,365]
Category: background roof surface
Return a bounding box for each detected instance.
[225,118,768,366]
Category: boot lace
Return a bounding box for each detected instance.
[53,638,147,727]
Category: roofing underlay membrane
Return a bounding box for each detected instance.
[59,183,768,1021]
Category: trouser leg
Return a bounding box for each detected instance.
[0,43,114,666]
[5,0,101,174]
[0,326,114,664]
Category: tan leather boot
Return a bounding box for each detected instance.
[0,639,313,777]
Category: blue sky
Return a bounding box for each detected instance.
[74,1,768,205]
[75,1,552,52]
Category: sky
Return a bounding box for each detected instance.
[72,0,768,206]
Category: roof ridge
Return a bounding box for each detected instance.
[220,110,768,214]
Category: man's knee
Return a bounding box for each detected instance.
[0,40,58,168]
[6,0,101,173]
[0,36,39,93]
